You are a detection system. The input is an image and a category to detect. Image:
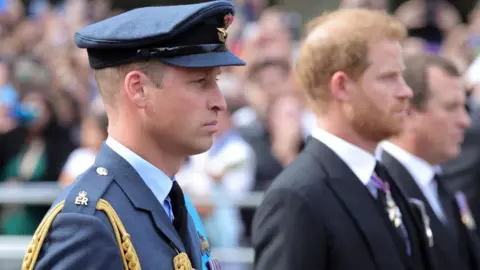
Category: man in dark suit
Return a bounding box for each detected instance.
[20,1,245,270]
[441,102,480,235]
[252,8,435,270]
[378,53,480,270]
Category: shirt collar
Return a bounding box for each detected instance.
[379,141,436,188]
[105,136,173,203]
[311,127,376,186]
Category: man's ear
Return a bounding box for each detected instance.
[124,71,148,108]
[330,71,353,102]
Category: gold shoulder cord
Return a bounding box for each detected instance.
[21,199,141,270]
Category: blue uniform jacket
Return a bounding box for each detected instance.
[32,144,210,270]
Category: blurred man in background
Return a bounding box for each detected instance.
[378,53,480,270]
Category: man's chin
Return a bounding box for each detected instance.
[186,139,214,156]
[365,125,403,143]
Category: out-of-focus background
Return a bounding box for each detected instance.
[1,0,480,269]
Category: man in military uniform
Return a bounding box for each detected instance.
[21,1,244,270]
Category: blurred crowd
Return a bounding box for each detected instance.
[1,0,480,252]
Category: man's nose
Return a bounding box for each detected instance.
[208,87,227,112]
[398,79,413,100]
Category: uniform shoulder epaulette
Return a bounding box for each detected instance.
[22,166,142,270]
[62,166,114,215]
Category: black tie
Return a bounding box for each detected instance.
[373,162,411,257]
[168,181,189,236]
[434,174,455,230]
[168,181,196,263]
[373,163,392,209]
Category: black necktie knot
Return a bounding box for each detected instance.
[169,181,185,207]
[374,162,389,183]
[433,174,447,194]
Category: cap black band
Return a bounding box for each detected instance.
[136,44,227,58]
[87,43,227,69]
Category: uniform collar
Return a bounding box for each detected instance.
[106,136,173,203]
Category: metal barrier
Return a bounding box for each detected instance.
[0,182,265,208]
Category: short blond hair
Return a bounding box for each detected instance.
[296,9,406,107]
[94,61,164,107]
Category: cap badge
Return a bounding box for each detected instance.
[224,13,234,28]
[217,27,228,43]
[217,13,234,43]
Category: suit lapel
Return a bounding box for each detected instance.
[94,144,186,253]
[304,139,405,269]
[380,150,455,258]
[448,191,480,268]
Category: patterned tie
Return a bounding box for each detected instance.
[371,162,411,256]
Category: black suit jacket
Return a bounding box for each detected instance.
[441,106,480,234]
[381,150,480,270]
[252,138,433,270]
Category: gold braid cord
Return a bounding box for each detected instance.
[21,199,141,270]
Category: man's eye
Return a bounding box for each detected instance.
[193,78,206,84]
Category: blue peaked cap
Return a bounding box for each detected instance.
[74,0,245,69]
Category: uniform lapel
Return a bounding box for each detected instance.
[304,139,405,270]
[94,143,186,253]
[381,150,454,260]
[185,215,202,269]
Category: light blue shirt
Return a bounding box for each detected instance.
[106,136,174,221]
[106,137,212,270]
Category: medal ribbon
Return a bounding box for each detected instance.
[370,172,411,256]
[370,173,391,195]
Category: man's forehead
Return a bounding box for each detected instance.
[368,41,404,70]
[377,60,405,72]
[427,65,462,86]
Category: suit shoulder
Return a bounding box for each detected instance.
[267,150,329,197]
[55,165,115,216]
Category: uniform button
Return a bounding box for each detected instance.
[96,167,108,176]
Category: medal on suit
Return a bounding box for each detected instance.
[371,174,403,228]
[455,191,477,231]
[385,188,402,228]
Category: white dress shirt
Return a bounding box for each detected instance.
[311,127,377,188]
[312,128,412,254]
[379,141,447,222]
